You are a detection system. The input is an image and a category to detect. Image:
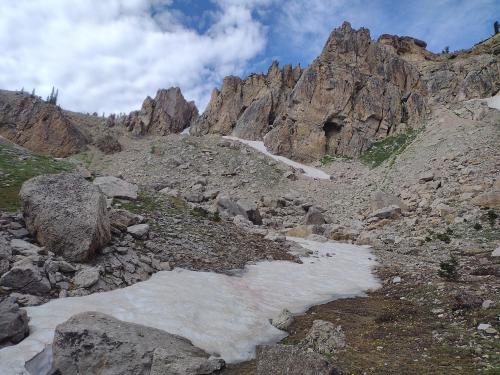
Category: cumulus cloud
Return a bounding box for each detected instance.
[0,0,267,113]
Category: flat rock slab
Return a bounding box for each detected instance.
[93,176,138,200]
[51,311,224,375]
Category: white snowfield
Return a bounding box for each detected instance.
[484,94,500,110]
[0,238,379,374]
[223,136,332,180]
[180,126,190,135]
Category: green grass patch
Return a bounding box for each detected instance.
[361,128,422,168]
[0,143,73,211]
[319,154,352,166]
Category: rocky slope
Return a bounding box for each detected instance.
[0,90,88,157]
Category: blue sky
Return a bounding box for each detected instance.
[171,0,499,74]
[1,0,497,113]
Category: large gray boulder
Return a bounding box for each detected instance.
[93,176,138,200]
[0,297,29,347]
[304,206,326,225]
[216,195,262,225]
[19,173,111,262]
[256,344,342,375]
[0,258,51,295]
[51,311,225,375]
[370,191,407,212]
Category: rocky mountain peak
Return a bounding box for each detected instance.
[118,87,198,136]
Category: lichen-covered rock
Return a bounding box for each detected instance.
[20,173,111,262]
[301,320,346,355]
[51,311,224,375]
[256,344,341,375]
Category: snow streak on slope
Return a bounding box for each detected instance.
[223,136,331,180]
[0,238,378,374]
[484,94,500,110]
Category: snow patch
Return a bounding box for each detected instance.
[223,136,331,180]
[0,238,378,374]
[180,127,191,135]
[484,95,500,111]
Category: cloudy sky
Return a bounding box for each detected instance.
[0,0,497,114]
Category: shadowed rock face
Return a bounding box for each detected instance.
[191,61,303,140]
[119,87,198,136]
[0,91,87,157]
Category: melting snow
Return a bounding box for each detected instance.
[484,95,500,111]
[180,127,190,135]
[0,238,379,374]
[223,136,331,180]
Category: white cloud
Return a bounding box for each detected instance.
[0,0,267,113]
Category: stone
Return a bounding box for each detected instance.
[215,195,262,225]
[236,199,262,225]
[51,311,224,375]
[471,191,500,209]
[256,344,341,375]
[370,191,407,212]
[108,208,140,232]
[492,247,500,257]
[271,309,294,330]
[20,173,111,262]
[93,176,139,200]
[304,206,326,225]
[392,276,402,284]
[355,231,381,247]
[127,224,150,239]
[419,171,435,183]
[0,258,51,295]
[150,347,225,375]
[10,239,43,256]
[0,297,29,347]
[454,291,482,310]
[482,300,494,309]
[73,267,100,288]
[369,205,401,220]
[301,320,346,355]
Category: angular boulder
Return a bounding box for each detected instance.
[51,312,224,375]
[256,344,341,375]
[0,258,51,295]
[0,297,29,347]
[301,320,346,355]
[215,195,262,225]
[370,191,407,212]
[93,176,139,200]
[20,173,111,262]
[304,206,326,225]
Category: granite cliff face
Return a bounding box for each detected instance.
[117,87,198,136]
[191,62,302,140]
[0,90,88,157]
[193,22,499,162]
[264,22,427,161]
